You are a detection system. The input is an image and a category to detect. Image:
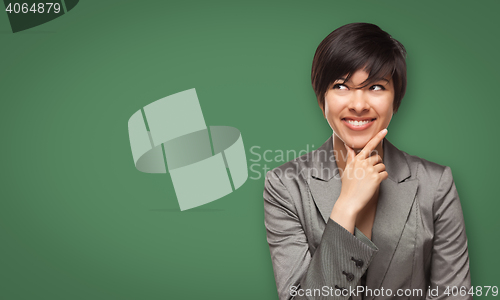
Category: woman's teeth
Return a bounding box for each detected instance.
[346,120,372,126]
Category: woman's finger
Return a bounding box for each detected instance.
[373,163,386,173]
[379,171,389,181]
[358,129,387,159]
[366,154,382,165]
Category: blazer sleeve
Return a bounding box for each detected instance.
[427,166,472,299]
[263,170,378,300]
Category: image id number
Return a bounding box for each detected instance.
[5,3,61,14]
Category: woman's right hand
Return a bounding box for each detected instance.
[330,129,389,233]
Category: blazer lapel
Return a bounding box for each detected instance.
[306,135,419,298]
[364,139,418,300]
[306,135,342,224]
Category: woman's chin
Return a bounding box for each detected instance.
[343,138,370,150]
[335,132,380,150]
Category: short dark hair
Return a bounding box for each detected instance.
[311,23,407,113]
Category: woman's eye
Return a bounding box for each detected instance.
[333,84,348,90]
[370,85,386,91]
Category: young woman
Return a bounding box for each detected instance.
[263,23,471,300]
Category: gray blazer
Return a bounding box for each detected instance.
[263,136,472,300]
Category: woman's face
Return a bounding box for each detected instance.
[321,69,394,150]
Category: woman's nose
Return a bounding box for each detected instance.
[348,90,370,113]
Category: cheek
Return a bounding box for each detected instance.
[383,113,393,127]
[374,97,394,120]
[381,105,394,128]
[324,95,344,118]
[324,103,343,126]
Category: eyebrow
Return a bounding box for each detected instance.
[335,77,390,84]
[374,78,390,83]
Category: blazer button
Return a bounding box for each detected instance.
[342,271,354,281]
[335,285,347,291]
[351,257,364,268]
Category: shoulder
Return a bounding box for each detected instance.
[266,135,338,185]
[394,145,456,203]
[385,138,451,184]
[263,144,325,207]
[264,144,326,187]
[403,151,449,181]
[401,151,451,184]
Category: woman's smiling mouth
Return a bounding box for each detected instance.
[342,118,376,130]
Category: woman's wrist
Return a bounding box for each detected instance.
[330,197,358,234]
[334,195,361,216]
